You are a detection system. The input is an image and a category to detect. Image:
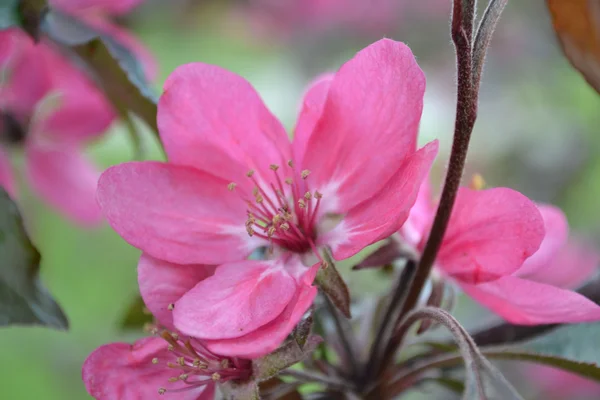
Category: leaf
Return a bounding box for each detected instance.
[119,295,153,330]
[483,322,600,383]
[418,376,465,394]
[316,250,351,318]
[253,335,322,382]
[259,378,302,400]
[547,0,600,94]
[38,9,158,132]
[292,313,313,350]
[0,188,68,329]
[0,0,20,30]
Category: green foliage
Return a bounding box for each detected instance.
[0,188,68,329]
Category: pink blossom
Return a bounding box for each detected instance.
[139,254,319,358]
[400,179,600,325]
[0,29,114,224]
[97,39,438,268]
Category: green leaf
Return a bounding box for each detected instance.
[418,377,465,394]
[0,188,68,329]
[292,314,313,350]
[316,249,351,318]
[38,10,158,133]
[253,336,322,382]
[119,295,153,330]
[483,322,600,383]
[0,0,20,30]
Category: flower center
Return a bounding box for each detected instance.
[155,331,251,395]
[229,161,323,255]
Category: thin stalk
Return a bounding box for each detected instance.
[323,295,359,378]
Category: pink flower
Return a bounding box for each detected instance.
[0,28,115,224]
[97,38,438,267]
[139,254,319,358]
[400,179,600,324]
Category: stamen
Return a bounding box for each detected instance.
[158,388,166,395]
[269,164,279,171]
[152,358,159,364]
[298,199,306,209]
[304,191,312,200]
[301,169,311,179]
[287,160,294,168]
[168,303,175,311]
[227,182,237,191]
[212,373,221,381]
[285,178,293,185]
[246,170,255,177]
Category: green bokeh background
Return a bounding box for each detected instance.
[2,1,600,399]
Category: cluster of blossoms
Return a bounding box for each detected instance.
[0,0,153,225]
[82,36,600,398]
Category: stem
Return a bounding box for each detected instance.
[363,260,416,383]
[323,295,359,378]
[281,369,350,392]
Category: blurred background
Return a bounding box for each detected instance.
[1,0,600,399]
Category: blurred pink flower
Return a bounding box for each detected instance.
[400,180,600,324]
[139,254,319,358]
[97,39,438,266]
[526,363,600,399]
[0,29,114,224]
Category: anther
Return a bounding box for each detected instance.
[272,214,282,224]
[287,160,294,168]
[285,178,293,185]
[227,182,237,191]
[179,374,188,380]
[252,187,259,196]
[168,376,179,383]
[177,357,186,366]
[167,345,174,352]
[314,191,323,199]
[280,222,290,231]
[267,226,276,237]
[304,191,312,200]
[158,388,166,395]
[221,359,230,368]
[212,373,221,381]
[171,333,179,340]
[298,199,306,209]
[168,303,175,311]
[246,226,255,237]
[301,170,311,179]
[246,170,255,177]
[270,164,279,171]
[255,194,264,203]
[152,358,159,364]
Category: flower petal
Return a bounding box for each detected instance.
[437,187,545,284]
[326,140,437,260]
[514,204,569,278]
[300,39,425,212]
[524,239,599,289]
[460,276,600,325]
[25,144,102,225]
[292,74,333,164]
[173,259,297,340]
[82,337,211,400]
[97,161,260,265]
[204,263,319,358]
[0,147,16,198]
[399,175,435,248]
[138,253,215,330]
[157,63,291,190]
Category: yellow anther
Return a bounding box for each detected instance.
[267,226,276,237]
[252,187,259,196]
[227,182,237,191]
[255,194,264,203]
[314,191,323,199]
[469,173,486,190]
[285,178,293,185]
[158,388,166,395]
[298,199,306,209]
[171,333,179,340]
[212,373,221,381]
[270,164,279,171]
[168,376,179,383]
[245,217,255,227]
[192,359,201,367]
[246,170,255,177]
[221,359,230,368]
[246,226,255,237]
[280,222,290,231]
[304,191,312,200]
[179,374,188,380]
[301,170,311,179]
[287,160,294,168]
[167,345,174,352]
[167,303,175,311]
[177,357,185,366]
[282,211,293,220]
[273,214,282,224]
[152,357,159,364]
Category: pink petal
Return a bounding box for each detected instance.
[515,204,569,278]
[204,263,319,359]
[157,63,291,191]
[138,254,215,331]
[50,0,144,16]
[97,161,259,265]
[173,259,297,340]
[25,144,102,225]
[399,175,435,248]
[0,148,16,198]
[523,239,599,289]
[299,39,425,212]
[437,188,545,284]
[292,74,333,164]
[327,140,438,260]
[83,337,212,400]
[460,276,600,325]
